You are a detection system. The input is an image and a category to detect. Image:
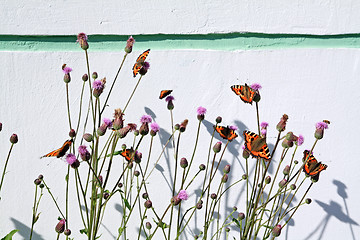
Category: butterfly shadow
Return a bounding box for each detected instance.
[10,217,45,240]
[144,107,157,121]
[156,127,174,190]
[303,199,358,240]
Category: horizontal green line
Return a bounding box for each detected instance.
[1,32,360,51]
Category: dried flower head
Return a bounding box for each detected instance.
[77,32,89,50]
[276,114,288,132]
[125,36,135,53]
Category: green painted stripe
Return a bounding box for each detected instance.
[0,33,360,51]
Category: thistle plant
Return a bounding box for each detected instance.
[21,33,330,240]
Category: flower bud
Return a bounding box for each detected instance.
[223,164,231,174]
[118,183,123,188]
[213,142,222,153]
[55,219,66,233]
[222,174,228,183]
[83,133,93,142]
[10,134,18,144]
[38,174,43,180]
[285,132,297,141]
[103,192,109,200]
[0,122,2,131]
[290,184,296,190]
[225,227,230,232]
[196,202,203,209]
[276,114,288,132]
[146,222,152,230]
[139,62,150,76]
[139,123,149,136]
[174,124,180,130]
[34,178,42,185]
[242,174,248,180]
[278,179,287,188]
[125,36,135,53]
[171,196,181,206]
[144,200,152,209]
[69,129,76,138]
[92,72,98,80]
[294,160,299,165]
[281,139,293,148]
[135,151,142,164]
[272,225,282,237]
[242,149,250,159]
[253,93,261,102]
[283,165,290,175]
[39,184,44,188]
[314,128,324,139]
[142,193,148,199]
[82,74,88,81]
[265,176,271,184]
[63,73,71,83]
[180,158,188,168]
[199,164,206,171]
[180,119,188,132]
[71,159,80,169]
[167,100,174,110]
[233,206,237,211]
[238,212,245,220]
[134,130,139,136]
[210,193,217,200]
[97,124,107,136]
[113,118,123,130]
[134,170,140,177]
[305,198,312,204]
[127,162,133,169]
[64,229,71,236]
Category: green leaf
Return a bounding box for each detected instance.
[106,151,121,157]
[232,217,240,228]
[153,218,168,229]
[79,228,88,234]
[34,212,41,223]
[1,230,18,240]
[65,174,69,182]
[118,227,124,235]
[120,194,131,210]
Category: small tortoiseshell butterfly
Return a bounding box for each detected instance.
[231,84,256,104]
[159,90,173,99]
[120,148,135,162]
[303,150,327,181]
[323,120,331,125]
[41,139,73,158]
[243,131,270,160]
[133,49,150,77]
[214,126,238,141]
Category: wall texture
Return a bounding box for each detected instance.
[0,1,359,239]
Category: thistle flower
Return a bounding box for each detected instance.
[125,36,135,53]
[66,153,80,168]
[102,118,112,129]
[62,65,72,83]
[93,80,105,98]
[229,125,238,131]
[260,121,268,129]
[250,83,262,91]
[78,145,90,161]
[150,122,160,136]
[140,115,152,124]
[165,95,175,110]
[261,128,267,137]
[10,134,18,144]
[62,66,72,74]
[315,122,329,139]
[296,134,304,146]
[178,190,188,200]
[139,62,150,75]
[77,32,89,50]
[55,219,66,233]
[276,114,288,132]
[140,115,152,136]
[197,106,207,121]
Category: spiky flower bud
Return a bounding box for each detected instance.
[171,196,181,206]
[34,178,42,185]
[174,124,180,130]
[63,73,71,83]
[285,132,297,141]
[210,193,217,200]
[272,225,282,237]
[279,179,287,188]
[305,198,312,204]
[82,74,88,81]
[242,148,250,159]
[222,174,228,183]
[225,227,230,232]
[103,192,109,200]
[92,72,98,80]
[64,229,71,236]
[55,219,66,233]
[199,164,205,171]
[77,33,89,50]
[196,202,203,209]
[68,129,76,138]
[282,139,293,148]
[97,124,107,136]
[142,193,148,199]
[223,164,231,174]
[113,118,123,130]
[83,133,93,142]
[180,158,188,168]
[238,212,245,220]
[38,174,43,180]
[125,36,135,53]
[242,174,248,180]
[134,170,140,177]
[283,165,290,175]
[139,123,149,136]
[39,184,44,188]
[179,119,188,132]
[276,114,288,132]
[146,222,152,230]
[118,183,123,188]
[265,176,271,184]
[213,141,222,153]
[144,200,152,209]
[134,130,139,136]
[290,184,296,190]
[10,134,18,144]
[216,116,222,123]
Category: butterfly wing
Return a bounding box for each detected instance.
[231,84,255,104]
[136,49,150,62]
[243,131,270,160]
[214,126,238,141]
[132,49,150,77]
[120,148,135,162]
[41,139,73,158]
[159,90,173,99]
[231,85,242,95]
[303,150,327,177]
[132,63,142,77]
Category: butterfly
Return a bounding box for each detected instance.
[303,150,327,181]
[214,126,238,141]
[159,90,173,99]
[323,120,331,125]
[120,148,135,162]
[133,49,150,77]
[41,139,73,158]
[243,131,270,160]
[231,84,256,104]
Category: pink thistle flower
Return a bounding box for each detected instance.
[197,106,207,115]
[241,145,245,150]
[92,80,104,90]
[260,122,269,129]
[103,118,112,128]
[296,134,304,146]
[78,145,88,155]
[261,129,267,136]
[142,62,150,70]
[77,33,88,42]
[150,122,160,133]
[63,67,72,74]
[229,125,238,131]
[66,153,77,165]
[250,83,262,91]
[178,190,188,200]
[316,122,328,130]
[165,95,175,102]
[140,115,152,124]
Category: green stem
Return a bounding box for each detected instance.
[0,143,14,197]
[29,185,38,240]
[65,83,72,130]
[123,75,143,113]
[183,120,201,185]
[42,180,66,219]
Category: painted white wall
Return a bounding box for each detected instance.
[0,1,360,240]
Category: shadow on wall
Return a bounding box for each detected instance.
[10,217,45,240]
[303,180,358,240]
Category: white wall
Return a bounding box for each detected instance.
[0,1,359,240]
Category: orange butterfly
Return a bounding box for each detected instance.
[159,90,173,99]
[303,150,327,181]
[133,49,150,77]
[214,126,238,141]
[231,84,256,104]
[120,148,135,162]
[41,139,73,158]
[243,131,270,160]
